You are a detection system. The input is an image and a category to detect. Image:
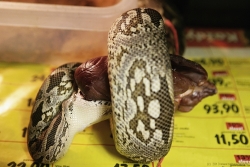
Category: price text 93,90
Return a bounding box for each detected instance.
[203,102,239,114]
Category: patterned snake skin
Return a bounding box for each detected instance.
[27,63,112,163]
[27,8,175,164]
[108,8,174,162]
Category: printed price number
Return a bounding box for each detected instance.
[8,162,26,167]
[215,133,249,146]
[208,77,231,87]
[203,102,239,115]
[114,164,149,167]
[192,57,224,66]
[30,162,49,167]
[8,161,50,167]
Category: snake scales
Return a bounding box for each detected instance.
[27,8,216,164]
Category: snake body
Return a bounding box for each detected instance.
[27,8,174,164]
[27,63,112,163]
[108,8,174,162]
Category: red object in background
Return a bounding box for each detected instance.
[226,122,244,130]
[212,71,228,77]
[185,28,246,47]
[234,155,250,163]
[219,93,236,101]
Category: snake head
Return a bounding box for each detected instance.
[170,54,217,112]
[74,56,111,101]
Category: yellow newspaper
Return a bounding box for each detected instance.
[0,52,250,167]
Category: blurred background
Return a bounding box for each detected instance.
[0,0,249,65]
[165,0,250,28]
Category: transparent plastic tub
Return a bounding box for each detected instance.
[0,0,137,65]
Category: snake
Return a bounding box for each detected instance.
[27,8,176,164]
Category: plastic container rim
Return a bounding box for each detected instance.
[0,0,137,31]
